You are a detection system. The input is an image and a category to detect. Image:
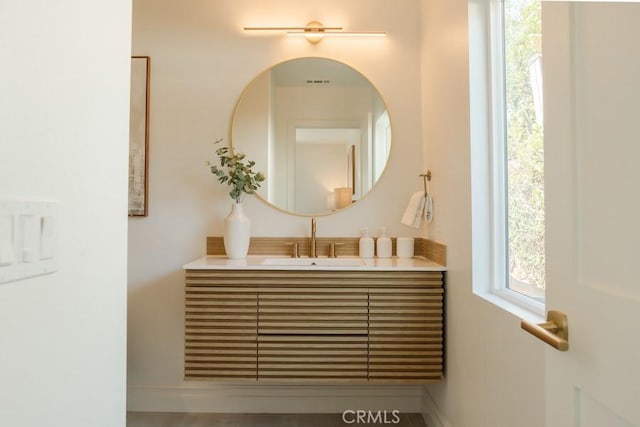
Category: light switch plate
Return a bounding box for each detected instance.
[40,216,56,260]
[0,215,15,266]
[19,214,39,263]
[0,198,58,285]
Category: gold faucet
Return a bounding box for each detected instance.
[310,217,317,258]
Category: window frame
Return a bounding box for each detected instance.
[470,0,545,318]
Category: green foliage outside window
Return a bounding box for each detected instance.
[504,0,545,290]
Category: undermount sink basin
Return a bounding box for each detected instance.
[260,257,365,267]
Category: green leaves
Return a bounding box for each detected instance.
[504,0,545,289]
[208,138,266,203]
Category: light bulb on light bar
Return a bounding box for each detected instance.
[244,21,386,44]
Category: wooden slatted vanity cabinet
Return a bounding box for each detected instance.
[183,256,446,384]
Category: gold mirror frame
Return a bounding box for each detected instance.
[229,57,392,217]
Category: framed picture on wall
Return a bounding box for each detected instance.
[128,56,150,216]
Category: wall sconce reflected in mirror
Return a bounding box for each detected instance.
[244,21,386,45]
[334,187,353,209]
[326,187,354,211]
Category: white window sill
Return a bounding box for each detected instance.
[475,289,545,324]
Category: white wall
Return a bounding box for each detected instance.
[232,71,270,196]
[129,0,426,411]
[0,1,131,426]
[294,143,347,213]
[419,1,545,426]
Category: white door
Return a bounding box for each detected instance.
[542,2,640,426]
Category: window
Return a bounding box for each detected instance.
[503,0,545,303]
[470,0,545,315]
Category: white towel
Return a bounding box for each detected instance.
[401,192,426,228]
[425,194,433,224]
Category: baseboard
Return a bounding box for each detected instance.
[128,383,424,414]
[421,388,453,427]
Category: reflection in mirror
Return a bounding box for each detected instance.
[231,58,391,216]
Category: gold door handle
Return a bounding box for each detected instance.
[521,310,569,351]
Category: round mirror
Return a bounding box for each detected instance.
[231,57,391,216]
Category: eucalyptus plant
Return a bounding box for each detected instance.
[208,139,265,203]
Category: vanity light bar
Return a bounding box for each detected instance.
[244,21,386,44]
[286,31,387,38]
[243,25,343,31]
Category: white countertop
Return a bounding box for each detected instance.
[183,255,447,271]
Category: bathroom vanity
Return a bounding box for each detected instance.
[183,56,449,384]
[183,255,446,384]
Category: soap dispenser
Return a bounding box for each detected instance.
[359,228,374,258]
[376,227,392,258]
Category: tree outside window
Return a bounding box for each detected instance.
[503,0,545,301]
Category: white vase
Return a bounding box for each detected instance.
[223,202,250,259]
